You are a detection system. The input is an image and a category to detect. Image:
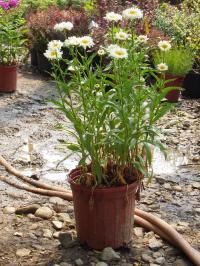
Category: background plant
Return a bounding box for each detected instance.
[153,48,194,76]
[0,3,28,65]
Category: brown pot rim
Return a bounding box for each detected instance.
[68,167,139,193]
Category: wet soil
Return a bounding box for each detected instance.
[0,71,199,266]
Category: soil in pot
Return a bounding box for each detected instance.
[164,74,184,103]
[69,168,139,250]
[0,65,17,93]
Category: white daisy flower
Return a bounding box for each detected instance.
[79,36,94,49]
[48,40,63,50]
[158,40,171,52]
[54,21,73,32]
[104,12,122,22]
[157,63,168,72]
[44,49,63,60]
[122,7,143,20]
[64,36,80,47]
[97,49,106,56]
[137,35,149,43]
[109,46,128,59]
[115,31,130,40]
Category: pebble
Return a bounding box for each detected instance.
[134,227,144,237]
[29,223,39,230]
[192,182,200,189]
[149,239,163,251]
[53,232,60,238]
[58,232,78,248]
[195,208,200,214]
[49,197,65,205]
[3,206,16,214]
[141,254,153,263]
[58,213,72,223]
[75,258,84,266]
[14,232,23,237]
[67,205,74,213]
[163,183,172,190]
[152,251,162,258]
[16,248,31,257]
[173,185,182,192]
[52,220,63,230]
[35,207,53,219]
[43,229,53,238]
[155,257,165,264]
[96,262,108,266]
[101,247,120,262]
[60,263,73,266]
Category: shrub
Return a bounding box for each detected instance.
[27,6,89,50]
[153,48,194,76]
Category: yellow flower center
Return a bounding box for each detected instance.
[129,10,137,15]
[115,51,125,56]
[50,51,57,57]
[82,40,89,45]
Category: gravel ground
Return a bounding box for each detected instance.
[0,71,199,266]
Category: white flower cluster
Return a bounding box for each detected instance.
[44,40,64,60]
[54,21,73,32]
[104,6,143,22]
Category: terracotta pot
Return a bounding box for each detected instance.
[0,65,17,93]
[68,168,138,250]
[164,74,184,103]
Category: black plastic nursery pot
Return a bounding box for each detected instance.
[36,51,52,74]
[68,167,139,250]
[30,48,38,67]
[182,71,200,98]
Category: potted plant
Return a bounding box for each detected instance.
[45,6,174,250]
[0,0,27,93]
[153,43,194,102]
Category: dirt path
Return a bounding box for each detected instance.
[0,72,199,266]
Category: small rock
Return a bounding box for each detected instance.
[3,206,16,214]
[60,263,73,266]
[141,254,153,263]
[174,258,189,266]
[101,247,120,262]
[134,227,144,237]
[59,232,78,248]
[35,207,53,219]
[96,262,108,266]
[29,223,39,230]
[173,185,182,192]
[152,251,162,258]
[75,258,84,266]
[149,239,163,251]
[43,229,53,238]
[163,183,172,190]
[195,208,200,214]
[67,205,74,213]
[192,182,200,189]
[150,264,159,266]
[58,213,72,223]
[49,197,65,205]
[192,156,200,162]
[15,204,40,215]
[14,232,23,237]
[16,248,31,257]
[52,220,63,230]
[53,232,60,238]
[155,257,165,264]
